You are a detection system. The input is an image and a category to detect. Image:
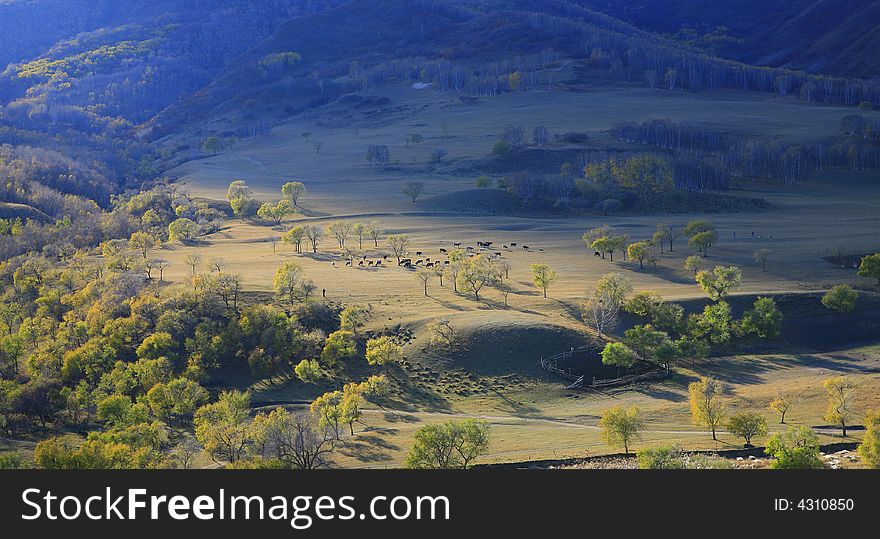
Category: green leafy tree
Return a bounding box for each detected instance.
[281,181,307,207]
[822,284,858,312]
[226,180,258,219]
[627,241,653,269]
[366,336,403,367]
[599,406,643,454]
[695,266,742,301]
[858,253,880,286]
[600,342,636,377]
[858,410,880,468]
[167,218,199,242]
[194,390,253,464]
[739,297,783,339]
[684,255,705,276]
[530,263,558,298]
[727,412,767,447]
[294,359,322,384]
[404,419,490,469]
[257,200,295,224]
[320,330,357,366]
[765,426,823,469]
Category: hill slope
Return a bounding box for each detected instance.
[584,0,880,78]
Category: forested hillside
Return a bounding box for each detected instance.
[583,0,880,79]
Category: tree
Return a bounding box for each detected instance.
[304,225,323,253]
[688,376,726,440]
[281,181,307,207]
[194,391,252,464]
[684,255,705,277]
[695,266,742,301]
[657,223,680,252]
[595,272,633,308]
[320,331,357,366]
[688,230,718,257]
[401,181,425,203]
[765,426,823,469]
[530,264,558,298]
[475,176,492,188]
[532,125,549,147]
[822,285,858,312]
[283,226,307,254]
[858,410,880,468]
[254,409,336,469]
[627,241,652,269]
[858,253,880,286]
[340,383,365,435]
[167,218,199,242]
[739,297,783,339]
[599,406,643,454]
[416,268,433,296]
[203,136,224,155]
[310,391,343,439]
[294,359,322,384]
[184,253,201,276]
[366,221,383,247]
[624,325,677,370]
[823,377,855,437]
[613,154,674,205]
[754,248,771,272]
[226,180,257,219]
[456,255,496,301]
[366,336,403,367]
[404,419,489,469]
[386,234,409,264]
[339,305,369,335]
[727,412,767,447]
[689,301,733,345]
[351,223,367,249]
[601,342,636,378]
[257,200,294,225]
[327,222,353,249]
[770,392,793,424]
[129,231,156,259]
[273,262,308,313]
[429,317,458,350]
[365,145,390,167]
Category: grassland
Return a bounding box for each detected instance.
[155,80,880,467]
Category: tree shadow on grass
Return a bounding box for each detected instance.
[339,434,399,463]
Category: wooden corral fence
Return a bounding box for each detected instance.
[539,345,670,390]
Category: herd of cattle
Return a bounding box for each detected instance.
[333,240,544,269]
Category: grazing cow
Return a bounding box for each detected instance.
[594,251,601,257]
[444,261,451,265]
[466,246,474,251]
[376,260,382,266]
[400,258,412,266]
[453,242,462,247]
[358,261,364,266]
[415,259,424,265]
[426,262,435,268]
[368,261,374,266]
[495,252,502,257]
[403,262,413,268]
[345,261,352,267]
[538,248,544,252]
[416,251,423,256]
[503,245,509,249]
[510,242,517,247]
[440,248,447,254]
[426,257,431,262]
[522,245,530,250]
[383,255,389,260]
